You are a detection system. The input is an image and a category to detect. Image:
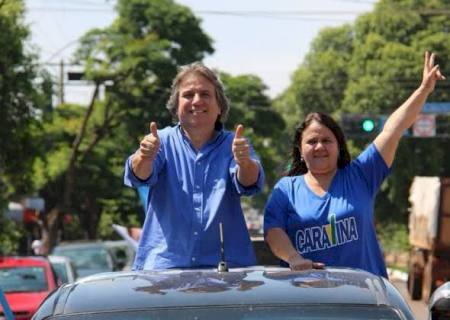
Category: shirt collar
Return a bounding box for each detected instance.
[177,122,224,145]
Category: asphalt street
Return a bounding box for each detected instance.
[391,278,428,320]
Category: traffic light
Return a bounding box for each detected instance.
[341,114,380,138]
[361,118,376,133]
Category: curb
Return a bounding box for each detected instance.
[387,268,408,282]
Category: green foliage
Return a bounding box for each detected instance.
[33,0,215,240]
[114,0,213,64]
[0,217,24,255]
[0,0,38,197]
[98,195,142,239]
[74,0,214,134]
[274,24,354,135]
[377,222,410,253]
[0,0,51,252]
[8,0,450,248]
[220,72,286,207]
[276,0,450,226]
[59,214,85,240]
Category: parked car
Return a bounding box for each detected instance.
[103,240,135,271]
[52,241,116,278]
[0,256,58,320]
[429,281,450,320]
[33,267,415,320]
[48,255,78,284]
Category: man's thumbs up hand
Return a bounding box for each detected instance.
[138,121,160,160]
[232,124,250,165]
[235,124,244,139]
[150,122,158,138]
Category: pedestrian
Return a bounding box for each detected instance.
[264,51,445,277]
[31,239,44,255]
[124,62,264,270]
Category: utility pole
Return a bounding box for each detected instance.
[59,59,65,105]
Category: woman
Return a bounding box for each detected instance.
[264,52,445,277]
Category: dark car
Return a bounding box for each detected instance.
[429,281,450,320]
[33,267,415,320]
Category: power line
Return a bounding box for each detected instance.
[44,39,82,64]
[24,7,371,23]
[27,5,450,20]
[331,0,376,4]
[27,6,367,14]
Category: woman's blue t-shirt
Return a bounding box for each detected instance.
[264,143,391,277]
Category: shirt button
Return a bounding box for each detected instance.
[192,257,196,261]
[194,231,198,236]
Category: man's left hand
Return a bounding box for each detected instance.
[232,124,251,166]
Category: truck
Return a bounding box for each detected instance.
[407,176,450,301]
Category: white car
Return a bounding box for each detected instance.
[48,255,78,284]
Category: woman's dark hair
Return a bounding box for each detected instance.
[286,112,351,176]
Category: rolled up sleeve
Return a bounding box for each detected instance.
[124,154,161,188]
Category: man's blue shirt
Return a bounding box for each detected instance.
[124,124,264,270]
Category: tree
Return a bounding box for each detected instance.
[275,0,450,226]
[220,72,286,207]
[37,0,214,249]
[0,0,51,254]
[274,24,354,133]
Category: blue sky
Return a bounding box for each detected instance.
[25,0,375,103]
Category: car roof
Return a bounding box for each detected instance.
[430,281,450,312]
[103,240,129,247]
[48,255,72,263]
[0,256,50,267]
[52,241,106,250]
[35,267,414,319]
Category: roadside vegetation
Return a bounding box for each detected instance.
[1,0,450,254]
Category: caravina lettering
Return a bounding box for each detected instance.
[295,215,359,254]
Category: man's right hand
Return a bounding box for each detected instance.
[138,122,160,161]
[131,122,160,180]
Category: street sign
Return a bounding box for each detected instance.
[24,197,45,211]
[5,202,23,222]
[376,114,410,136]
[423,103,450,114]
[413,114,436,137]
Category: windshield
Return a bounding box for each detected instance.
[53,247,112,271]
[0,266,48,292]
[51,262,68,283]
[51,305,403,320]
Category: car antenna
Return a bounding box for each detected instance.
[217,222,228,272]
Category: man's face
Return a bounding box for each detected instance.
[177,73,221,131]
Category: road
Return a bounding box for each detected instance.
[391,278,428,320]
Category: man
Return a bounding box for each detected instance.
[124,62,264,270]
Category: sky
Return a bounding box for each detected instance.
[25,0,375,104]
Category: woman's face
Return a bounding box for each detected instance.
[300,120,340,175]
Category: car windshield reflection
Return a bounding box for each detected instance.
[0,267,47,292]
[53,247,112,270]
[51,262,69,283]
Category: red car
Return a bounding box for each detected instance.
[0,256,58,320]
